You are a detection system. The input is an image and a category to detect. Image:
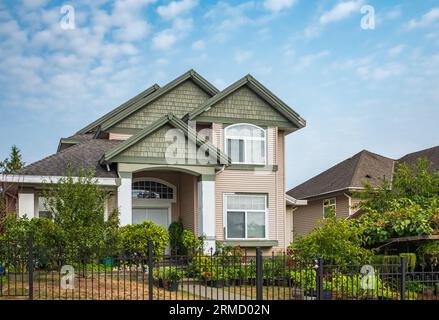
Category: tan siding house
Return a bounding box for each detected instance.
[2,70,306,253]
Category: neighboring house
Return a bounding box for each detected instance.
[0,70,306,253]
[287,146,439,239]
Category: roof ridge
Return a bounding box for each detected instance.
[76,84,160,134]
[100,70,219,131]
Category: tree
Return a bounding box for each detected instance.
[353,158,439,245]
[356,158,439,213]
[1,145,25,217]
[0,145,25,174]
[44,168,110,260]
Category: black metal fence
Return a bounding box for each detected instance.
[1,234,439,300]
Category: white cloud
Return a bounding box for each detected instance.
[388,44,405,58]
[320,0,364,25]
[263,0,296,13]
[296,50,330,69]
[407,8,439,29]
[357,63,405,81]
[234,50,253,64]
[192,39,205,50]
[21,0,49,10]
[152,29,177,50]
[152,18,193,50]
[157,0,198,20]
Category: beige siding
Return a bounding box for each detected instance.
[292,194,352,238]
[214,130,286,251]
[179,174,198,233]
[109,133,132,141]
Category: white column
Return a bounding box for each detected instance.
[18,193,35,218]
[118,172,132,226]
[198,175,216,254]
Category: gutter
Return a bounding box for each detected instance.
[285,194,307,206]
[0,174,120,187]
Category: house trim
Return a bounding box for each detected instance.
[0,174,119,186]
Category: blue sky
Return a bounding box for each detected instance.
[0,0,438,188]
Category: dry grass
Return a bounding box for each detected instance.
[1,272,202,300]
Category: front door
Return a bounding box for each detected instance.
[132,207,170,229]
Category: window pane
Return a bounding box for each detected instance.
[132,181,173,199]
[227,211,245,238]
[247,211,265,238]
[246,139,265,164]
[227,195,265,210]
[228,138,244,163]
[226,125,265,138]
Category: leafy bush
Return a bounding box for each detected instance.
[289,217,373,266]
[417,241,439,266]
[399,253,416,272]
[290,268,316,292]
[155,266,183,281]
[119,221,169,258]
[181,230,203,255]
[168,219,184,255]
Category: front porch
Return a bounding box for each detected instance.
[117,164,217,252]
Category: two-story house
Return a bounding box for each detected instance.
[0,70,306,253]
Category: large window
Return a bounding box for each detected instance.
[225,194,267,239]
[38,197,52,219]
[225,124,266,165]
[323,198,336,218]
[132,180,174,200]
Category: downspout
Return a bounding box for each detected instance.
[343,193,352,216]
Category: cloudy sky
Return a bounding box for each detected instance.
[0,0,438,188]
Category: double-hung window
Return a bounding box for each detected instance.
[225,124,266,165]
[225,194,267,239]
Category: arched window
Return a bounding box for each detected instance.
[225,124,266,164]
[132,180,174,200]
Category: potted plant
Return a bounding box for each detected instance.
[200,269,224,288]
[166,267,183,292]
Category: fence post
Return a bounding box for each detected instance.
[400,256,406,300]
[28,232,34,301]
[256,247,263,300]
[315,258,323,301]
[148,240,154,301]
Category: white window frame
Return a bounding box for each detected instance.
[323,197,336,218]
[224,123,267,165]
[132,177,177,203]
[223,193,268,240]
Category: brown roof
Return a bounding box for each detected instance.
[287,150,395,200]
[398,146,439,172]
[17,139,121,178]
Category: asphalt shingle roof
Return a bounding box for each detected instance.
[17,139,121,178]
[287,150,395,200]
[398,146,439,172]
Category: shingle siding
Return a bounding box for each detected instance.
[110,80,210,131]
[200,86,288,123]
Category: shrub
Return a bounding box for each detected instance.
[181,230,202,255]
[168,219,184,255]
[399,253,416,272]
[119,221,169,258]
[289,217,373,266]
[155,266,183,281]
[417,241,439,266]
[290,268,316,292]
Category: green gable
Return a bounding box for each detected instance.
[198,85,288,123]
[188,74,306,131]
[103,114,230,166]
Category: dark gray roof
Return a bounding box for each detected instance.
[65,133,95,142]
[18,139,121,178]
[287,150,395,200]
[398,146,439,172]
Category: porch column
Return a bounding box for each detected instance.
[18,193,35,218]
[198,174,216,253]
[118,172,132,226]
